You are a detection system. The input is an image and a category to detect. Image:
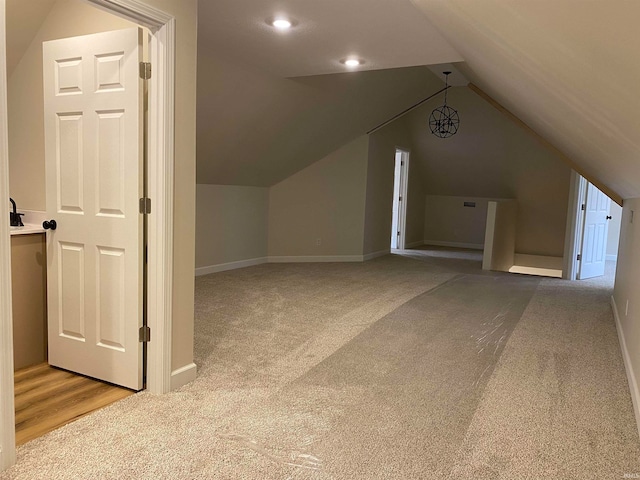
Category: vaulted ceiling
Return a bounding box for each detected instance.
[196,0,464,186]
[9,0,638,198]
[196,0,640,200]
[197,0,462,78]
[410,0,640,199]
[196,56,447,186]
[6,0,56,77]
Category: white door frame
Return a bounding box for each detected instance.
[390,150,401,249]
[395,149,410,250]
[563,171,587,280]
[0,1,16,468]
[0,0,176,470]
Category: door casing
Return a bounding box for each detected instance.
[0,0,176,470]
[391,149,410,250]
[563,171,588,280]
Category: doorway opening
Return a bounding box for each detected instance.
[2,0,176,470]
[564,172,621,281]
[391,149,410,250]
[9,3,145,445]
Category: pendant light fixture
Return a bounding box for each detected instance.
[429,71,459,138]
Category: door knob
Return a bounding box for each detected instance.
[606,215,612,220]
[43,220,57,230]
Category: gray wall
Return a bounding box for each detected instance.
[408,87,571,257]
[195,185,268,269]
[613,198,640,432]
[607,202,622,258]
[405,154,427,248]
[424,195,495,248]
[268,136,369,258]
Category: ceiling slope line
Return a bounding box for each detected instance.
[367,86,449,135]
[468,84,622,206]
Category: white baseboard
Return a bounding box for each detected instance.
[363,249,389,261]
[423,240,484,250]
[611,296,640,441]
[195,257,267,276]
[171,362,197,390]
[268,255,363,263]
[196,252,396,272]
[606,254,618,262]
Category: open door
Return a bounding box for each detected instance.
[391,149,409,249]
[578,182,611,280]
[43,28,144,390]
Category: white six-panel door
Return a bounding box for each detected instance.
[578,182,611,280]
[43,28,143,390]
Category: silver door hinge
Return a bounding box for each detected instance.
[581,204,586,211]
[399,196,403,201]
[401,160,404,166]
[139,325,151,343]
[139,62,151,80]
[577,254,581,261]
[139,197,151,214]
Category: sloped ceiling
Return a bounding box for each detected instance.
[197,52,445,186]
[196,0,464,186]
[197,0,462,77]
[6,0,56,77]
[405,88,565,198]
[7,0,638,198]
[410,0,640,200]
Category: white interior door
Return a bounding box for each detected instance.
[578,182,610,280]
[391,150,409,250]
[43,28,144,390]
[390,151,402,249]
[398,151,409,250]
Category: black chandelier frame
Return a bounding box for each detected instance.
[429,71,460,138]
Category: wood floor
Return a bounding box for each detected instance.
[14,363,135,445]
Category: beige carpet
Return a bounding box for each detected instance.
[2,247,639,479]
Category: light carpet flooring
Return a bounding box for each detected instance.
[1,247,639,479]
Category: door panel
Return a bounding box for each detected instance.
[578,182,610,280]
[58,242,85,340]
[97,110,126,216]
[96,246,126,351]
[43,28,143,390]
[57,113,84,213]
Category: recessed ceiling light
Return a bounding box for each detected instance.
[341,58,364,68]
[267,17,296,30]
[272,19,292,29]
